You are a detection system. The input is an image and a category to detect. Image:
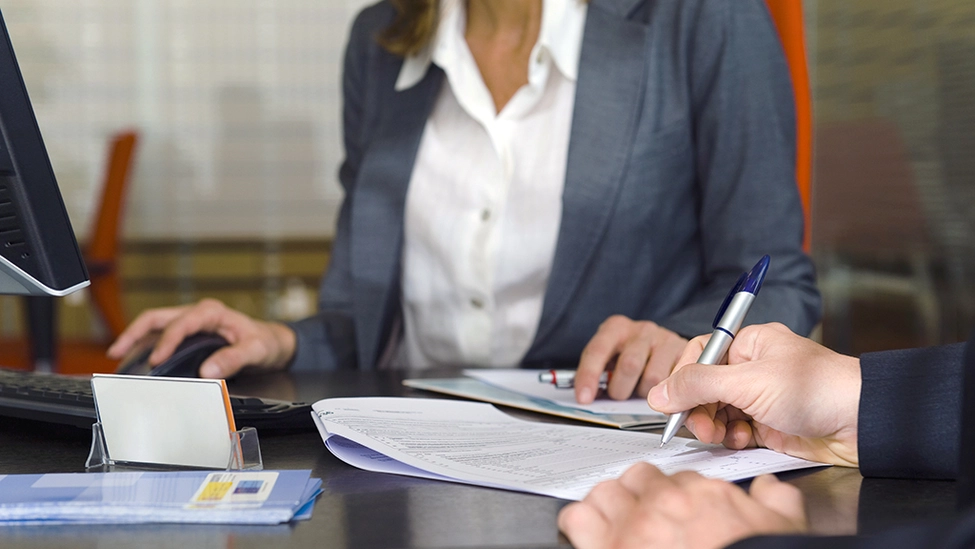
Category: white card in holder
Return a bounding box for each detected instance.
[88,374,258,470]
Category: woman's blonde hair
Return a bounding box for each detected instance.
[377,0,439,57]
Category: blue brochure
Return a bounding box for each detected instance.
[0,470,320,525]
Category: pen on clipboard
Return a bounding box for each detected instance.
[659,255,770,447]
[538,370,610,390]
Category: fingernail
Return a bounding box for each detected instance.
[648,383,668,408]
[199,362,220,378]
[578,387,593,404]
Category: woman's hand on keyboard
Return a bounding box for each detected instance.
[107,298,297,379]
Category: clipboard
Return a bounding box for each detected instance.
[403,376,665,429]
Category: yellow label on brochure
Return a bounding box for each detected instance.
[188,472,280,508]
[197,481,233,501]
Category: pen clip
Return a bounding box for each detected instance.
[713,272,747,329]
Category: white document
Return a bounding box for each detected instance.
[463,368,663,416]
[312,397,826,501]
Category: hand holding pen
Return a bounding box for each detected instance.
[647,321,861,466]
[659,255,770,446]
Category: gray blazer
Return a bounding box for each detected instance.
[288,0,822,371]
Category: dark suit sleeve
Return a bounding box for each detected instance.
[655,0,821,339]
[858,342,966,479]
[287,4,391,371]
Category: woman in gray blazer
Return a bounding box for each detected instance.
[108,0,820,401]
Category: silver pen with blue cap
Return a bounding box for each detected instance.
[659,255,770,446]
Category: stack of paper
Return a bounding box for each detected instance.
[0,470,321,525]
[313,397,826,501]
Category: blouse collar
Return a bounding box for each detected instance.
[394,0,588,91]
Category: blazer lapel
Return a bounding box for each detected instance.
[350,62,444,368]
[532,1,650,346]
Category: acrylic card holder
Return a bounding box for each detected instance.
[85,374,263,471]
[86,423,262,471]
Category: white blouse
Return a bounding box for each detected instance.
[391,0,588,368]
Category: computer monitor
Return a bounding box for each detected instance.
[0,9,89,297]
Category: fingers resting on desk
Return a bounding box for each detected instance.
[576,315,687,404]
[558,462,807,549]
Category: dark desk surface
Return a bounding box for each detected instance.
[0,369,959,548]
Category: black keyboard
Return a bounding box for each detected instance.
[0,368,313,431]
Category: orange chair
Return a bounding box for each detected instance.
[27,130,138,372]
[84,130,138,339]
[765,0,813,252]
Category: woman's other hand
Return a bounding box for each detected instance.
[575,315,688,404]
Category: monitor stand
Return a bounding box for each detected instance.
[26,296,56,372]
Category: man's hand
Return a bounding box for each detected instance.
[575,316,687,403]
[107,298,297,379]
[648,322,861,467]
[558,462,807,549]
